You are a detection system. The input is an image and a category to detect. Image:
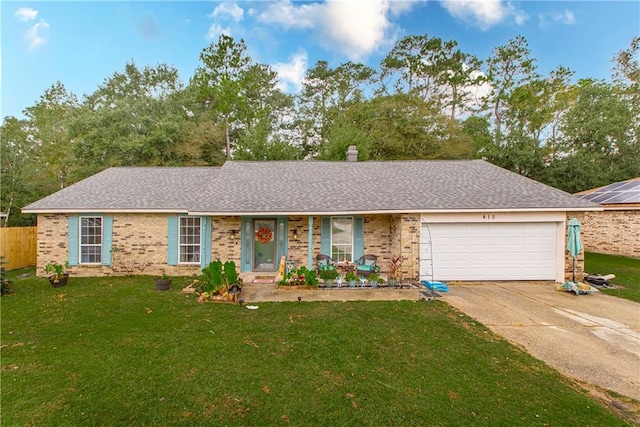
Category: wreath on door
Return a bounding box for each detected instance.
[256,227,273,243]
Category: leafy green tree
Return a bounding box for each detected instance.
[483,35,538,145]
[71,62,190,177]
[321,94,473,161]
[23,81,79,191]
[544,79,639,192]
[612,37,640,164]
[192,35,292,160]
[297,60,374,157]
[378,34,437,98]
[378,34,484,119]
[460,116,492,157]
[0,117,38,225]
[192,35,252,159]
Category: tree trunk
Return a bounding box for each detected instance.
[225,119,231,160]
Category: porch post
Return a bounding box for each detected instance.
[307,216,314,269]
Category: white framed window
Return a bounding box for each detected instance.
[179,217,201,264]
[331,216,353,262]
[80,216,102,264]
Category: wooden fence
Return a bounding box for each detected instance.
[0,226,37,270]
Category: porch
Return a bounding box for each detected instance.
[230,214,420,280]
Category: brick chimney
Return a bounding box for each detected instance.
[346,145,358,162]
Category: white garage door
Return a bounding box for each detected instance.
[422,222,558,281]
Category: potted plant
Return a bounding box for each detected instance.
[304,269,319,288]
[154,273,172,290]
[388,255,402,287]
[367,272,382,288]
[198,260,242,302]
[319,266,339,288]
[344,271,358,288]
[46,261,69,288]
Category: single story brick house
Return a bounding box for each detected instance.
[576,177,640,259]
[23,149,600,283]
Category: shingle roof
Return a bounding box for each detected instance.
[22,167,220,212]
[22,160,599,214]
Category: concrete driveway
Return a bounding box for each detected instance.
[441,282,640,401]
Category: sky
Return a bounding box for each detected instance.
[2,1,639,119]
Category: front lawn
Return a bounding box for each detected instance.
[1,270,632,426]
[585,252,640,303]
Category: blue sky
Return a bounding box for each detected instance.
[2,1,639,119]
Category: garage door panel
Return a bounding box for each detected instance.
[423,222,558,281]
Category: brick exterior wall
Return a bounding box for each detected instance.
[37,214,70,277]
[581,210,640,259]
[37,212,579,282]
[36,213,244,278]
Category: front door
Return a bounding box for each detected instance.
[254,219,277,272]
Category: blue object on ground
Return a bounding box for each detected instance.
[422,280,449,292]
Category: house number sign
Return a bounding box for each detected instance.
[482,214,496,220]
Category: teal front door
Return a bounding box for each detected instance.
[254,219,277,272]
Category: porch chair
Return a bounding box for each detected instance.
[354,254,378,278]
[315,254,336,274]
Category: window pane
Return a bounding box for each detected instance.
[179,217,201,264]
[81,246,101,263]
[80,217,102,264]
[331,217,353,262]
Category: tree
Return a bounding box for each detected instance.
[23,81,79,190]
[378,34,437,98]
[544,79,639,192]
[71,62,189,177]
[297,60,374,157]
[612,37,640,162]
[378,34,484,119]
[0,117,37,225]
[192,35,252,159]
[483,35,538,145]
[321,93,474,161]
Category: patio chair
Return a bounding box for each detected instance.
[354,254,378,277]
[315,254,336,274]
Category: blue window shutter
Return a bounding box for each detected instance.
[68,216,79,266]
[101,216,113,266]
[241,217,251,272]
[200,217,212,270]
[167,216,178,266]
[321,217,331,255]
[354,217,364,261]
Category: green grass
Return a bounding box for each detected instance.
[585,252,640,303]
[1,270,633,426]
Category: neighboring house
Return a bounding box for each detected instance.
[576,178,640,259]
[23,148,600,283]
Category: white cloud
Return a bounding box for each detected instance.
[15,7,38,21]
[509,4,529,26]
[25,20,50,51]
[257,0,418,61]
[207,23,231,41]
[539,10,575,28]
[389,0,416,16]
[257,0,319,29]
[273,51,308,92]
[440,0,528,30]
[211,2,244,22]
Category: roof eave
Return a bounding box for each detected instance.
[22,208,189,214]
[23,206,602,216]
[188,206,603,216]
